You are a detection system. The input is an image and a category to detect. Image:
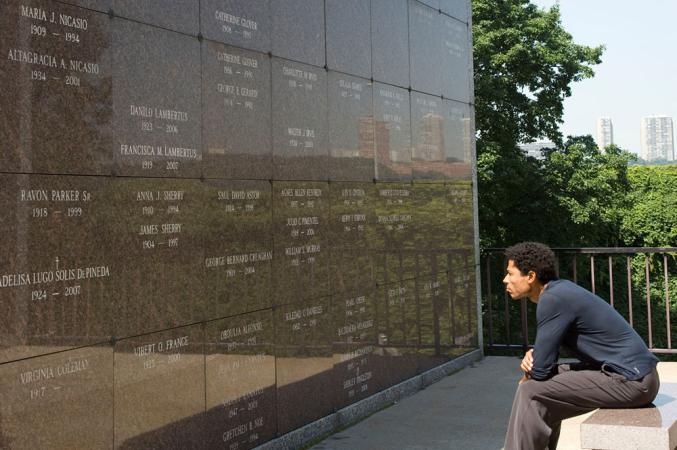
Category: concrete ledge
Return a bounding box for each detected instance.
[580,383,677,450]
[256,349,483,450]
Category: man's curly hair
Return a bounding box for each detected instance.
[505,242,558,284]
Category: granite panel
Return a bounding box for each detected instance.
[373,183,415,250]
[418,0,440,10]
[113,0,199,36]
[374,279,418,389]
[328,73,374,181]
[0,345,113,449]
[271,0,325,67]
[272,182,329,305]
[0,0,112,175]
[203,180,273,318]
[272,58,328,180]
[112,178,204,338]
[114,324,205,449]
[275,297,334,434]
[328,182,376,249]
[371,0,409,88]
[333,289,378,409]
[411,93,449,181]
[447,250,478,349]
[447,181,474,250]
[409,1,442,96]
[59,0,111,13]
[373,83,412,180]
[443,99,473,179]
[440,0,470,23]
[113,19,201,178]
[326,0,371,78]
[202,42,272,179]
[441,15,471,102]
[0,174,115,364]
[200,0,270,53]
[330,250,375,295]
[374,250,417,288]
[205,310,276,449]
[411,183,450,250]
[417,272,469,372]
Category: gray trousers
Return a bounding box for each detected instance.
[504,363,660,450]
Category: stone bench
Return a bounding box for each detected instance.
[580,383,677,449]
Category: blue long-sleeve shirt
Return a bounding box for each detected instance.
[531,279,658,381]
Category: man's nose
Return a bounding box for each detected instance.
[502,275,508,284]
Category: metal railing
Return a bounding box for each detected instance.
[482,247,677,354]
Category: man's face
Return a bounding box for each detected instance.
[503,260,532,300]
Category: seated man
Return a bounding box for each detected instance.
[502,242,659,450]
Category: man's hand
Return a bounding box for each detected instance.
[520,349,533,375]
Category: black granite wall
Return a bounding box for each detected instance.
[0,0,477,448]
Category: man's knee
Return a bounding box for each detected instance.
[516,379,542,401]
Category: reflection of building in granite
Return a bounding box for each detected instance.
[413,113,445,162]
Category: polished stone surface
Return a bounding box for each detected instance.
[409,2,443,96]
[447,251,478,348]
[114,0,199,36]
[113,19,202,178]
[114,324,205,449]
[202,42,272,179]
[0,0,112,175]
[411,93,448,181]
[371,0,410,89]
[203,180,273,317]
[272,58,328,180]
[329,182,376,249]
[0,345,113,449]
[61,0,111,12]
[441,16,471,102]
[328,73,374,181]
[330,250,376,296]
[440,0,470,23]
[200,0,270,53]
[326,0,371,79]
[333,289,378,409]
[272,182,330,304]
[112,178,204,338]
[0,174,115,363]
[411,183,450,249]
[205,310,277,449]
[374,183,415,249]
[373,83,412,180]
[444,100,473,176]
[275,297,335,434]
[271,0,325,67]
[374,279,419,389]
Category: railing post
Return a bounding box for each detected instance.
[646,256,653,349]
[591,256,596,294]
[665,254,671,349]
[627,256,633,327]
[609,255,614,307]
[573,255,577,283]
[486,254,493,348]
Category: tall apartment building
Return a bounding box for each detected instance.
[640,116,675,161]
[595,117,614,150]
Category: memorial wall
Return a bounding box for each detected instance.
[0,0,477,448]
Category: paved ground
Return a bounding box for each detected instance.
[310,356,677,450]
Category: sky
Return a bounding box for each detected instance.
[529,0,677,154]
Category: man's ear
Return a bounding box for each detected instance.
[527,270,538,284]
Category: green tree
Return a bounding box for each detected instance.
[541,137,635,246]
[473,0,604,247]
[622,165,677,247]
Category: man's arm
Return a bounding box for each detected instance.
[529,294,574,381]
